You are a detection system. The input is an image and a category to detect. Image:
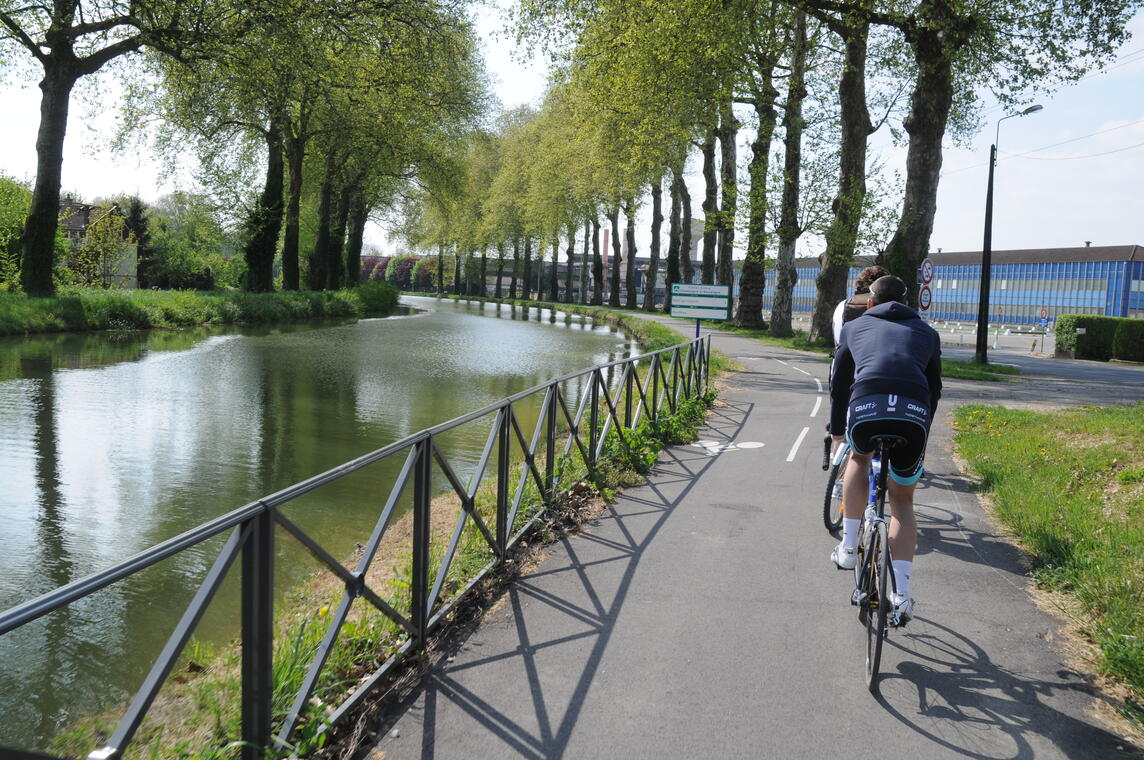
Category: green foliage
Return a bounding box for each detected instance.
[410,257,439,291]
[384,254,419,290]
[1112,319,1144,363]
[1056,314,1143,362]
[0,175,31,290]
[954,403,1144,707]
[64,209,136,288]
[146,193,241,290]
[0,283,399,337]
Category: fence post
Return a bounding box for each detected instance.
[240,509,274,760]
[411,438,432,648]
[496,408,510,558]
[588,370,600,467]
[545,385,557,497]
[651,354,660,423]
[623,362,633,430]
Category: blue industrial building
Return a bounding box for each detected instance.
[764,245,1144,325]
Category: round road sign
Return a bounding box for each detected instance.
[1040,308,1048,319]
[920,258,934,284]
[919,285,932,311]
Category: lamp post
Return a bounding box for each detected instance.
[974,104,1043,364]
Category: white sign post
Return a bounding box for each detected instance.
[671,283,731,337]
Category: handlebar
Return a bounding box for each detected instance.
[822,431,832,471]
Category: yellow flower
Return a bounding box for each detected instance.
[318,605,329,617]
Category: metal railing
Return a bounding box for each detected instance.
[0,333,711,760]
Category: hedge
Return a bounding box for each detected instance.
[1056,314,1144,362]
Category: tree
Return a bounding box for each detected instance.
[1,0,240,295]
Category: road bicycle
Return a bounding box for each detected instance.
[851,433,907,692]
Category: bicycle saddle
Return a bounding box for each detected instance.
[869,434,909,449]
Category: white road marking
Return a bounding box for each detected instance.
[690,440,765,457]
[792,365,812,376]
[814,378,823,393]
[810,397,822,417]
[786,427,810,462]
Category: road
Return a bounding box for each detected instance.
[368,312,1144,760]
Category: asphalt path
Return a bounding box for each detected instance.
[370,313,1144,760]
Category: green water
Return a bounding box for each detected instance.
[0,297,635,751]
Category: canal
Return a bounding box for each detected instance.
[0,297,636,751]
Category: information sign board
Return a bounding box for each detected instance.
[671,283,730,320]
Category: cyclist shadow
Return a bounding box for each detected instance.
[875,617,1140,759]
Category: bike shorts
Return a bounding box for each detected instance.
[845,394,931,486]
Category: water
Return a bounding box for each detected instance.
[0,297,635,751]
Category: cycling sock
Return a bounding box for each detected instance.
[842,518,861,551]
[892,560,912,598]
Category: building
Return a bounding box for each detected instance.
[763,245,1144,325]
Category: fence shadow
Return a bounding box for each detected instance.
[362,400,753,759]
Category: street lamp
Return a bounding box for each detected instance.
[974,104,1043,364]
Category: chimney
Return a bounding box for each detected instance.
[1084,241,1091,247]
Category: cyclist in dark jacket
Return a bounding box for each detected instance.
[828,275,941,626]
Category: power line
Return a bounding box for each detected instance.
[1005,116,1144,156]
[1002,139,1144,161]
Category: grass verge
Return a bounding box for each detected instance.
[953,403,1144,734]
[0,282,400,336]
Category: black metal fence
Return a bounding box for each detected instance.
[0,333,711,760]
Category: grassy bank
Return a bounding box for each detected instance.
[0,282,400,336]
[954,403,1144,731]
[706,322,1019,381]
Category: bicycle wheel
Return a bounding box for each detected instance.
[823,460,845,533]
[864,520,891,692]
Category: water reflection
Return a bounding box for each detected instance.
[0,297,635,750]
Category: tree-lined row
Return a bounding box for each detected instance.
[1,0,487,296]
[402,0,1131,339]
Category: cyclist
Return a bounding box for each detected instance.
[831,264,890,346]
[827,275,942,625]
[828,264,890,466]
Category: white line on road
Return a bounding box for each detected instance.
[787,426,810,462]
[810,397,822,417]
[791,366,812,376]
[815,377,823,393]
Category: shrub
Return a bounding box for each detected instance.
[411,258,438,291]
[353,280,399,313]
[384,254,418,290]
[1112,319,1144,363]
[370,259,388,282]
[1056,314,1116,360]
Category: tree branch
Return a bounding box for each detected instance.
[76,35,143,76]
[0,10,47,63]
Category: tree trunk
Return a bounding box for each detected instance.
[522,237,532,300]
[565,223,575,302]
[624,199,637,308]
[608,207,622,307]
[549,236,559,301]
[882,22,955,304]
[495,241,505,298]
[644,179,663,311]
[453,247,462,295]
[480,248,488,297]
[735,79,779,329]
[345,190,368,287]
[307,151,336,290]
[509,236,519,299]
[244,121,285,293]
[21,66,79,296]
[700,129,718,285]
[665,172,682,312]
[282,136,304,290]
[580,218,590,304]
[680,172,694,285]
[810,21,873,342]
[591,217,603,305]
[770,12,809,337]
[716,100,738,289]
[326,186,350,290]
[437,242,445,294]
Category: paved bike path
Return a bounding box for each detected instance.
[371,315,1144,760]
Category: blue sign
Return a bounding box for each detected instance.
[1038,317,1049,329]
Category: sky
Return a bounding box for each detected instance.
[1,6,1141,257]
